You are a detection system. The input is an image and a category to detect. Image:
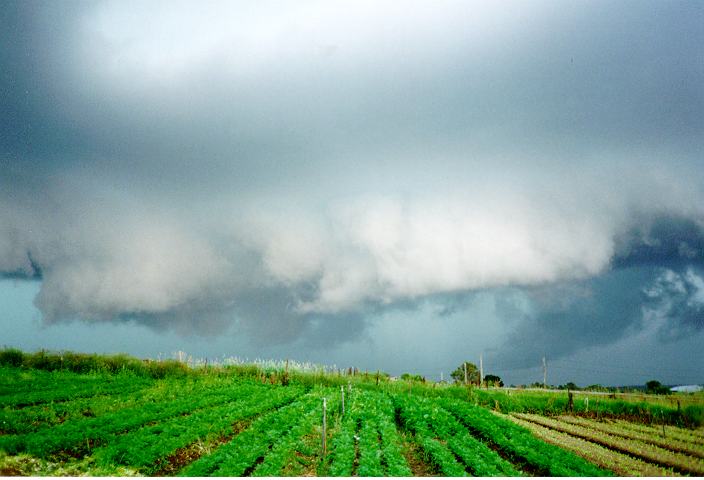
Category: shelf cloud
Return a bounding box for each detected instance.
[1,0,703,378]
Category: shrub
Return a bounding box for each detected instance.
[0,348,24,367]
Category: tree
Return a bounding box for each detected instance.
[484,374,503,387]
[645,380,671,395]
[451,361,480,385]
[401,373,425,383]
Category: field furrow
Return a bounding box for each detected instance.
[514,413,704,475]
[251,396,324,476]
[395,395,520,476]
[0,379,196,435]
[604,418,704,447]
[179,389,335,477]
[504,412,679,476]
[441,399,611,476]
[557,415,704,458]
[0,381,264,457]
[95,385,303,474]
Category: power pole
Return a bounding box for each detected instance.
[542,355,547,389]
[440,371,444,382]
[479,353,484,389]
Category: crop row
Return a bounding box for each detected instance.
[374,393,413,476]
[327,391,358,476]
[604,418,704,447]
[250,393,327,476]
[506,412,678,476]
[470,389,700,427]
[394,394,521,476]
[0,380,268,457]
[513,413,704,476]
[440,399,610,476]
[0,366,116,396]
[179,388,337,476]
[94,385,305,474]
[328,390,411,477]
[0,377,200,434]
[556,415,704,458]
[0,376,154,408]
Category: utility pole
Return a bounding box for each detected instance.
[542,355,547,389]
[479,353,484,389]
[440,371,444,383]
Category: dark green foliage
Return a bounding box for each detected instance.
[450,362,480,385]
[0,348,189,379]
[0,348,24,367]
[646,380,671,395]
[440,398,612,476]
[484,374,504,387]
[393,394,521,477]
[400,373,425,382]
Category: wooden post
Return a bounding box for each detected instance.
[322,398,327,457]
[341,386,345,415]
[464,362,468,385]
[376,370,380,385]
[567,390,574,413]
[596,398,600,420]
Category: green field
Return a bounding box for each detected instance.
[1,350,702,476]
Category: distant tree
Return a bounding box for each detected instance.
[585,384,609,392]
[400,373,425,382]
[451,361,480,385]
[645,380,671,395]
[484,374,503,387]
[562,382,579,391]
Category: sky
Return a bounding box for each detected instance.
[1,0,703,386]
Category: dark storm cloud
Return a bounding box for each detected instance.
[0,0,703,375]
[493,262,704,367]
[613,215,704,270]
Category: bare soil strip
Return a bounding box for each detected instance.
[501,412,679,477]
[556,415,704,459]
[400,434,439,477]
[152,418,252,476]
[514,413,704,476]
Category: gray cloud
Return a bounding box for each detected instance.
[1,0,703,378]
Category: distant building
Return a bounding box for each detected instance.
[670,385,703,393]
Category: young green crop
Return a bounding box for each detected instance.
[326,390,411,477]
[0,376,153,408]
[371,392,412,476]
[0,377,192,434]
[395,395,521,476]
[180,389,335,477]
[392,395,468,476]
[251,394,326,476]
[440,398,611,476]
[327,391,358,476]
[0,380,264,457]
[95,385,303,474]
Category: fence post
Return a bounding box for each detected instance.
[322,398,327,457]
